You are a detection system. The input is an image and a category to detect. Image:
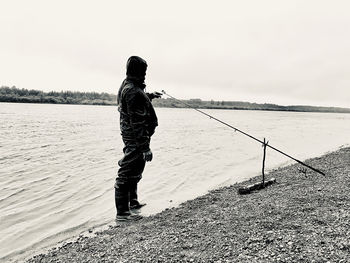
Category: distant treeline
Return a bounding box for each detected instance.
[0,86,117,105]
[1,86,350,113]
[152,98,350,113]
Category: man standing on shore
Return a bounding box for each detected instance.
[115,56,161,221]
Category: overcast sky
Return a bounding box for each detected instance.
[1,0,350,107]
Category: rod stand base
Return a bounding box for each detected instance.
[238,178,276,195]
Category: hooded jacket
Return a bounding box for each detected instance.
[117,56,158,152]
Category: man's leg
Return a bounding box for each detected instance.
[114,179,130,215]
[130,183,146,209]
[115,145,145,221]
[128,150,146,209]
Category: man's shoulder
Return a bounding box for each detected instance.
[121,83,145,101]
[121,82,137,96]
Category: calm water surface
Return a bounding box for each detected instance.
[0,102,349,261]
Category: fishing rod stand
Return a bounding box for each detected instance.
[160,90,325,194]
[238,138,276,195]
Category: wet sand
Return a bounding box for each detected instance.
[27,147,350,262]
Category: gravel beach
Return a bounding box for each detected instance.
[28,147,350,263]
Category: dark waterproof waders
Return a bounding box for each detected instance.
[114,184,142,221]
[114,145,146,221]
[130,183,146,209]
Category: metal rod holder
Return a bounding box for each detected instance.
[262,138,269,186]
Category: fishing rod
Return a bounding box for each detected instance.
[161,90,326,176]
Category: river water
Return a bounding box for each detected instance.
[0,102,349,261]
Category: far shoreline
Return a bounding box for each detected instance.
[1,100,350,114]
[1,86,350,114]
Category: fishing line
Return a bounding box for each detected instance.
[161,90,326,176]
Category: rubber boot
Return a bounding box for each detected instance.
[130,183,146,210]
[115,184,142,221]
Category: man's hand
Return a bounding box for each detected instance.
[147,92,162,100]
[152,92,162,98]
[143,150,153,162]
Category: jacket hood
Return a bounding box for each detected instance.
[126,56,147,80]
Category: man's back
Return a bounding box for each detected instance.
[117,78,158,151]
